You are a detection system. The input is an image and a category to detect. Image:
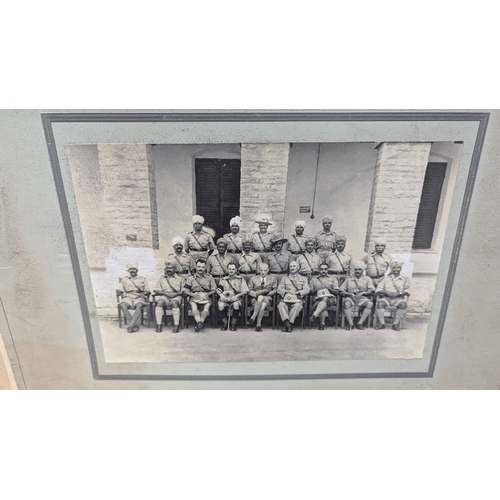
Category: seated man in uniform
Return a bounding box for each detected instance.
[286,220,311,261]
[153,262,184,333]
[183,259,217,332]
[314,215,337,263]
[237,238,262,282]
[206,239,233,281]
[267,235,290,283]
[361,237,391,287]
[339,261,375,331]
[165,236,195,277]
[296,238,321,278]
[222,216,246,264]
[374,260,411,331]
[247,263,277,332]
[325,235,352,285]
[277,261,310,332]
[116,262,151,333]
[251,217,275,264]
[216,262,248,331]
[309,263,340,330]
[186,215,216,262]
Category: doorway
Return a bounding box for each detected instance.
[195,158,241,241]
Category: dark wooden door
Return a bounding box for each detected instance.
[195,159,241,241]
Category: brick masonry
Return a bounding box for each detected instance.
[365,142,431,254]
[239,143,290,236]
[97,144,159,249]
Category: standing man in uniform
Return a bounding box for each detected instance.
[267,236,290,283]
[165,236,195,277]
[186,215,216,263]
[251,217,275,264]
[339,261,375,330]
[222,216,246,265]
[153,262,184,333]
[362,237,391,287]
[237,238,262,282]
[286,220,311,262]
[325,235,352,286]
[216,262,248,331]
[309,263,340,330]
[117,262,151,333]
[314,215,337,263]
[246,263,277,332]
[277,261,310,332]
[184,259,217,332]
[374,260,410,331]
[296,238,321,278]
[206,239,233,282]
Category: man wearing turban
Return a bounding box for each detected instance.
[325,235,352,286]
[185,215,216,263]
[314,215,337,264]
[285,220,311,262]
[361,237,391,287]
[222,216,247,265]
[165,236,195,276]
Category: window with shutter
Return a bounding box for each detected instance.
[412,162,447,250]
[195,159,241,241]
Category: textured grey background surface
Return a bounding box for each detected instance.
[0,110,499,389]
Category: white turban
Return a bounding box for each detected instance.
[230,216,242,227]
[374,237,387,246]
[192,215,204,224]
[322,215,333,223]
[352,260,366,270]
[390,258,404,268]
[126,261,138,270]
[295,220,306,228]
[172,236,184,247]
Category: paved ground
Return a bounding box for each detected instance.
[99,315,428,363]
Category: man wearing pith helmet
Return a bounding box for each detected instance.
[116,261,151,333]
[267,235,290,283]
[374,259,411,331]
[314,215,337,263]
[186,215,216,262]
[361,237,391,287]
[251,217,275,263]
[222,216,246,264]
[165,236,195,276]
[339,260,375,331]
[286,220,311,261]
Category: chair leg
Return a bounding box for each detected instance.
[118,304,122,328]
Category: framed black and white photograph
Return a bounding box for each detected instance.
[37,111,488,380]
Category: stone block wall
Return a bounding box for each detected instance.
[97,144,159,249]
[365,142,431,253]
[239,143,290,236]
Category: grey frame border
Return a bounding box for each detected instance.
[41,111,489,381]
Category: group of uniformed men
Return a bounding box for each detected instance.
[117,215,411,334]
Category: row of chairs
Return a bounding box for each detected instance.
[116,292,406,331]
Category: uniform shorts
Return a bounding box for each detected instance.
[343,297,372,309]
[377,297,406,308]
[155,295,182,308]
[121,296,147,308]
[218,299,243,309]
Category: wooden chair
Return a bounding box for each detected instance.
[340,293,374,329]
[373,295,409,329]
[308,294,340,329]
[116,291,150,328]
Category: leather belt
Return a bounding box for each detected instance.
[328,271,346,275]
[289,251,304,254]
[211,274,227,278]
[227,250,242,254]
[239,271,255,275]
[269,271,285,274]
[190,247,208,251]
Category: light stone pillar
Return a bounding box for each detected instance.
[97,144,159,249]
[239,143,290,236]
[365,142,431,254]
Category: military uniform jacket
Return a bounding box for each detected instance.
[237,252,262,273]
[309,275,339,294]
[119,276,150,299]
[314,230,337,252]
[251,231,275,253]
[222,232,247,252]
[186,230,216,253]
[165,252,195,274]
[326,251,352,273]
[375,275,410,296]
[277,274,310,297]
[296,251,321,274]
[217,275,249,296]
[206,253,234,276]
[285,233,311,254]
[247,274,277,295]
[361,252,391,278]
[340,275,375,294]
[154,274,185,296]
[268,250,290,274]
[184,273,216,294]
